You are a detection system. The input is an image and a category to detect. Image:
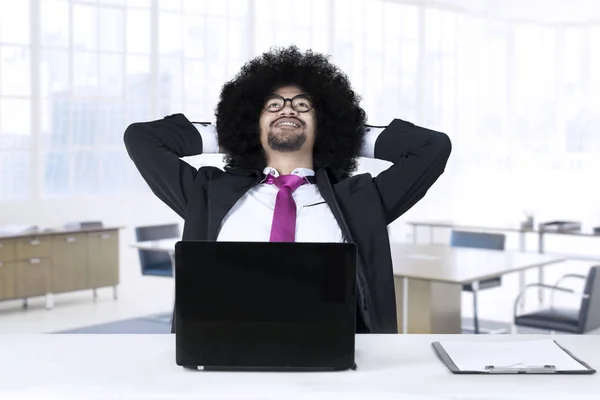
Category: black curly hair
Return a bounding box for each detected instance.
[215,46,367,180]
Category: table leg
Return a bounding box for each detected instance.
[518,231,527,311]
[402,277,408,334]
[471,281,480,334]
[538,232,545,305]
[45,293,54,310]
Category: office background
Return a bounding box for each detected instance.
[0,0,599,333]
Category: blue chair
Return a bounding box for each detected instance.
[135,223,180,277]
[513,266,600,334]
[450,230,506,334]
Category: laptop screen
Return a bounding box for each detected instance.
[174,241,357,369]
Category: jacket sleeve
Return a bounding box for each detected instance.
[124,113,204,219]
[372,118,452,225]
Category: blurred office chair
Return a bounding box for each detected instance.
[513,266,600,334]
[135,223,180,277]
[450,230,506,334]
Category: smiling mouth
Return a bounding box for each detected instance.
[274,119,302,128]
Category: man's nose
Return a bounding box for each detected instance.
[278,101,297,116]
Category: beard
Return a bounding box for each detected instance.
[266,128,307,152]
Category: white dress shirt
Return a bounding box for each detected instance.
[194,123,384,243]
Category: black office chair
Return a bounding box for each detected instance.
[450,230,506,334]
[513,265,600,334]
[135,223,180,277]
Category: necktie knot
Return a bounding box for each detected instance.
[265,174,307,192]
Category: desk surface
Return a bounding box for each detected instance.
[391,243,566,284]
[0,334,597,399]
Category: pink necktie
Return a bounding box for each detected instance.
[266,174,308,242]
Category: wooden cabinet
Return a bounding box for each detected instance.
[0,227,121,308]
[87,231,119,289]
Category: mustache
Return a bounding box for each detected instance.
[270,117,305,127]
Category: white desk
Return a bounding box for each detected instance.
[0,334,597,399]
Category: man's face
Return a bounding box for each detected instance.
[259,85,316,153]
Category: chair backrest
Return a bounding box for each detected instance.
[579,266,600,332]
[135,223,180,275]
[450,230,506,251]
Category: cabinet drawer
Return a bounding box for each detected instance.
[16,237,52,259]
[15,258,51,298]
[51,234,88,293]
[0,239,16,262]
[0,260,17,300]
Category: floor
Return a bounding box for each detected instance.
[0,234,597,335]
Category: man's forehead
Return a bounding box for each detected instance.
[273,85,304,96]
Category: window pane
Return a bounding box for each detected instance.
[100,8,125,52]
[73,150,99,194]
[41,0,70,48]
[228,0,250,18]
[183,60,204,103]
[73,4,99,50]
[43,151,69,197]
[158,0,181,11]
[99,53,124,96]
[159,12,182,55]
[74,52,99,95]
[183,14,205,59]
[1,99,32,139]
[227,18,246,61]
[41,49,70,97]
[41,98,70,148]
[127,0,151,7]
[126,55,151,121]
[127,8,151,53]
[311,0,328,29]
[98,150,130,192]
[0,46,31,96]
[0,151,29,200]
[205,17,227,59]
[0,1,30,44]
[158,57,183,115]
[72,100,99,146]
[97,101,126,146]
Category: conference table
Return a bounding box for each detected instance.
[406,219,600,305]
[1,334,597,399]
[390,243,566,334]
[131,240,566,334]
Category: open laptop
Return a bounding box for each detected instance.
[174,240,357,371]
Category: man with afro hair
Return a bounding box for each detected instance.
[125,46,451,334]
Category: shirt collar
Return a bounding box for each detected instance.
[262,167,315,178]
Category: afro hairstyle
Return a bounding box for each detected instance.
[215,45,367,180]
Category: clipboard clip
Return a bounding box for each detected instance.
[485,364,556,374]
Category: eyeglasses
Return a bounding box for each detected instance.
[262,94,314,113]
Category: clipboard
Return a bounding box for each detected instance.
[432,340,596,374]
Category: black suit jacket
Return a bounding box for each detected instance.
[124,113,452,333]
